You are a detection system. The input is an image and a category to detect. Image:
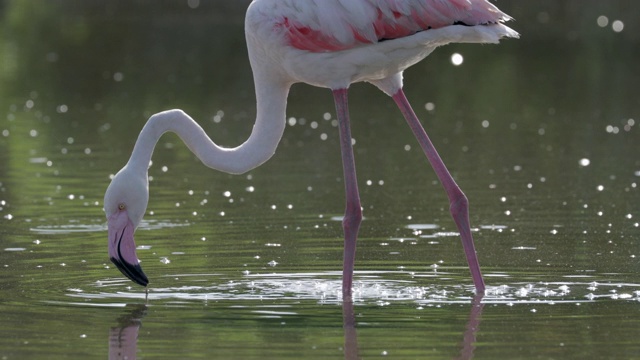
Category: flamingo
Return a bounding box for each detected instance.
[103,0,517,296]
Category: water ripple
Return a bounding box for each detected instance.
[64,271,640,307]
[30,219,189,234]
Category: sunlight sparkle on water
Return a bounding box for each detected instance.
[450,53,463,66]
[424,102,435,111]
[69,269,640,307]
[597,15,608,27]
[612,20,624,32]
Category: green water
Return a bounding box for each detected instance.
[1,1,639,359]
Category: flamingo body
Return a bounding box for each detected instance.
[252,0,511,52]
[104,0,517,294]
[245,0,516,90]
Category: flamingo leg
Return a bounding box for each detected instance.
[332,88,363,299]
[391,89,485,293]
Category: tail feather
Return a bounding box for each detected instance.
[447,23,519,44]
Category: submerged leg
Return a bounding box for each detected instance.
[332,88,363,299]
[391,89,485,293]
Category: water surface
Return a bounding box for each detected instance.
[1,1,639,359]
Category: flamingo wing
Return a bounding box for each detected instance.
[263,0,512,52]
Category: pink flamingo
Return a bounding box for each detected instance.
[104,0,517,296]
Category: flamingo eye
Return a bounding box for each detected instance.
[118,203,126,211]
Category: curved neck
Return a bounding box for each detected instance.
[126,78,290,175]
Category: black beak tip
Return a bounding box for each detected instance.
[111,257,149,287]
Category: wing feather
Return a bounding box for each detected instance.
[262,0,512,52]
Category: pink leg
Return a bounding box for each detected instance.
[392,89,485,293]
[332,88,362,299]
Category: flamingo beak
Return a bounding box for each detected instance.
[108,210,149,287]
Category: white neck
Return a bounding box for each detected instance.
[125,77,290,175]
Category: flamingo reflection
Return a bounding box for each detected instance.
[109,304,147,360]
[342,294,484,360]
[456,294,485,360]
[106,294,483,359]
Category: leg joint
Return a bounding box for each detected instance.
[343,205,363,229]
[449,192,469,218]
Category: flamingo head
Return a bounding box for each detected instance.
[103,165,149,286]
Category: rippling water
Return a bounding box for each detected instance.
[1,1,640,359]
